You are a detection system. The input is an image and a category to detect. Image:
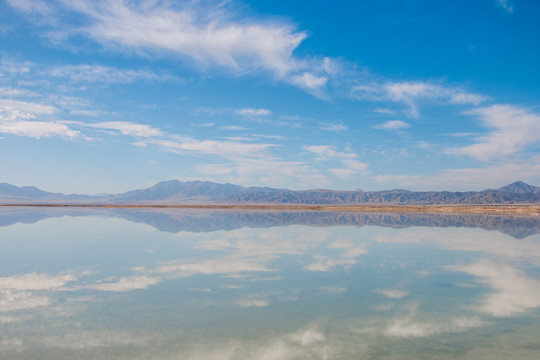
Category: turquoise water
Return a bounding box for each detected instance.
[1,208,540,359]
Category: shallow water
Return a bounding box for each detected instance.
[1,207,540,359]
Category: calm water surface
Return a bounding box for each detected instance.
[1,207,540,359]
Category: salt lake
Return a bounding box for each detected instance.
[1,207,540,359]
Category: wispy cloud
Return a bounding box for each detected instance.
[353,81,486,118]
[303,145,356,160]
[235,108,271,117]
[320,123,348,132]
[84,121,164,137]
[8,0,306,77]
[304,145,368,179]
[289,72,329,99]
[0,99,79,139]
[448,104,540,161]
[135,138,276,159]
[48,64,179,84]
[373,108,396,115]
[497,0,514,13]
[5,0,338,98]
[373,120,410,130]
[374,155,540,191]
[194,158,331,189]
[221,125,247,131]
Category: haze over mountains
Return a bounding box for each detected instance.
[1,180,540,205]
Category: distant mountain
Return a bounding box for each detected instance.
[0,183,59,198]
[497,181,540,194]
[1,180,540,205]
[111,180,246,203]
[0,183,100,204]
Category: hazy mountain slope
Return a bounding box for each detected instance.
[1,180,540,205]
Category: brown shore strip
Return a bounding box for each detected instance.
[1,203,539,215]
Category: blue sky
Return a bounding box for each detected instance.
[1,0,539,194]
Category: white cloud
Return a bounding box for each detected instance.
[304,145,368,179]
[342,159,368,171]
[320,123,348,131]
[454,259,540,317]
[194,158,331,189]
[0,98,57,115]
[191,122,214,127]
[235,108,271,117]
[0,119,79,139]
[86,121,164,137]
[352,81,486,118]
[0,98,81,139]
[136,138,276,159]
[221,125,247,131]
[303,145,357,160]
[5,0,53,16]
[11,0,306,78]
[497,0,514,13]
[448,104,540,161]
[372,120,410,130]
[289,72,328,98]
[48,64,179,83]
[328,168,356,178]
[0,57,32,76]
[374,155,540,191]
[373,108,396,115]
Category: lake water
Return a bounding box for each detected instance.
[1,207,540,359]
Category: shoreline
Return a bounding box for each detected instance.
[1,204,539,215]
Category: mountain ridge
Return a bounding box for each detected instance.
[1,180,539,205]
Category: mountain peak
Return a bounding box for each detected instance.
[497,181,539,194]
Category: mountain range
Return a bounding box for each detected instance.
[1,180,540,205]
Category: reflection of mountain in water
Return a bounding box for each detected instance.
[1,207,539,239]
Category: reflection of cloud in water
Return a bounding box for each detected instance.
[454,259,540,317]
[374,289,408,299]
[353,302,486,338]
[41,331,153,350]
[235,299,269,307]
[84,275,161,292]
[183,326,327,360]
[385,316,485,338]
[140,258,273,277]
[0,338,23,353]
[376,228,540,265]
[0,290,50,312]
[0,272,76,290]
[304,246,367,271]
[0,272,77,313]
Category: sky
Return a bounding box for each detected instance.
[0,0,539,194]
